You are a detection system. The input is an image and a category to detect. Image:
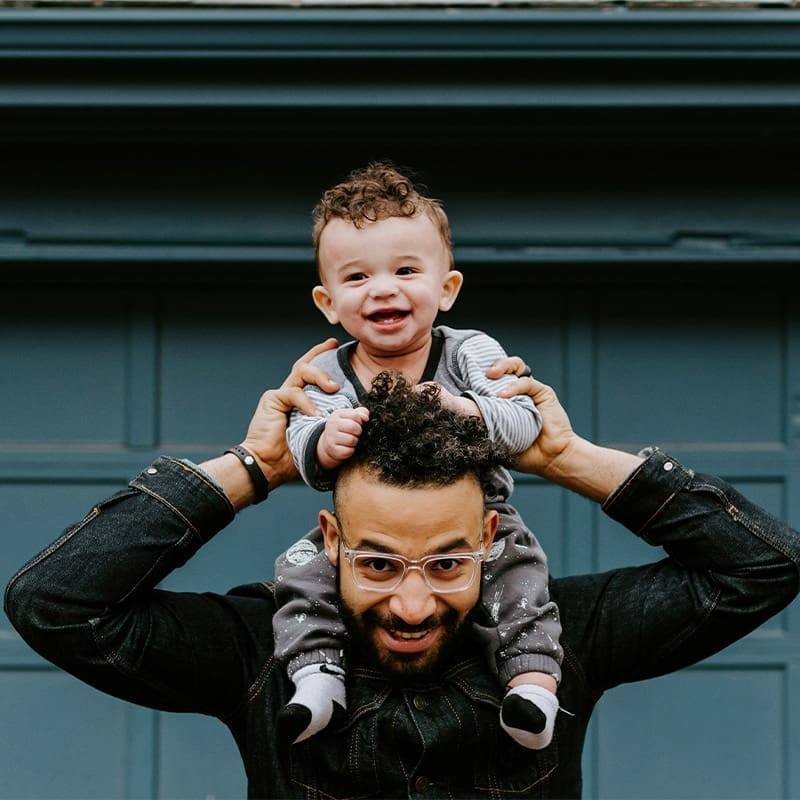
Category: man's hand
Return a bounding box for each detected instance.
[486,357,578,480]
[240,338,340,490]
[496,371,643,501]
[496,375,577,479]
[316,407,370,471]
[203,338,339,509]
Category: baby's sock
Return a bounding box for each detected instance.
[276,663,347,745]
[500,684,558,750]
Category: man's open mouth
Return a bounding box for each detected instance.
[391,629,430,640]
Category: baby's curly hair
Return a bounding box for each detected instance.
[312,161,453,268]
[337,371,510,495]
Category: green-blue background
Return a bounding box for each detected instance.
[2,7,799,798]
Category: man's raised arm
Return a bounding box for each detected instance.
[496,374,642,502]
[203,337,340,509]
[3,339,339,715]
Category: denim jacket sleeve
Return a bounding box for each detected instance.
[560,448,800,692]
[3,456,273,718]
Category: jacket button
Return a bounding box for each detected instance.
[413,695,427,710]
[414,776,430,792]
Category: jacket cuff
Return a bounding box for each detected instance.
[129,456,235,543]
[601,448,694,537]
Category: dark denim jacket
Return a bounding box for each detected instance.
[5,450,800,799]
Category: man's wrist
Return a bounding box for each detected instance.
[540,437,644,503]
[224,445,270,504]
[199,452,260,511]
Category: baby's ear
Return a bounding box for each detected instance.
[312,285,339,325]
[439,270,464,311]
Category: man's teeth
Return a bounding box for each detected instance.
[392,629,428,639]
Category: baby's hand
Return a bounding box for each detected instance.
[419,382,481,419]
[316,407,370,470]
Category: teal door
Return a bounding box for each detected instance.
[2,7,800,798]
[2,271,798,798]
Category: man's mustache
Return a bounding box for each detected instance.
[364,609,457,633]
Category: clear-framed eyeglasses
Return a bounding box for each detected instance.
[340,542,485,593]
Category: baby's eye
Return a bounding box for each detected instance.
[396,266,417,276]
[345,272,366,282]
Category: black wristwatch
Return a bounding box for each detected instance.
[224,445,270,504]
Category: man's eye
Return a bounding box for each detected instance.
[430,557,464,573]
[363,557,399,574]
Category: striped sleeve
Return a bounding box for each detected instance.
[453,332,542,453]
[286,387,358,490]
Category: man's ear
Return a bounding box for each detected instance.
[439,270,464,312]
[312,285,339,325]
[319,509,341,566]
[482,508,499,551]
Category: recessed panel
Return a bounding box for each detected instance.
[595,667,785,799]
[0,670,129,799]
[596,290,782,447]
[159,286,331,445]
[446,284,564,387]
[0,290,127,444]
[504,478,566,581]
[158,712,245,799]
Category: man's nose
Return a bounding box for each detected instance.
[387,569,436,624]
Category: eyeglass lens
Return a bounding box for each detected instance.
[351,553,478,591]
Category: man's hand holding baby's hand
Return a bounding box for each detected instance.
[317,407,370,470]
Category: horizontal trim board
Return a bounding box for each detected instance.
[5,8,800,60]
[5,82,800,109]
[0,446,793,482]
[3,242,800,265]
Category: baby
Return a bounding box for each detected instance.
[274,162,562,751]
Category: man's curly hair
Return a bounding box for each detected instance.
[312,161,453,268]
[337,371,510,496]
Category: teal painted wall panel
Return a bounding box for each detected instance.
[2,277,798,798]
[0,671,131,798]
[596,288,783,448]
[2,9,800,797]
[158,713,244,800]
[595,667,786,799]
[157,286,331,446]
[0,290,128,444]
[499,479,566,581]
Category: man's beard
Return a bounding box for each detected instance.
[340,599,470,683]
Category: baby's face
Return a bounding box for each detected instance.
[313,214,463,358]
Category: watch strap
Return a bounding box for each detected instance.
[224,445,270,504]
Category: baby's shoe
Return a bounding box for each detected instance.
[276,663,346,745]
[500,684,558,750]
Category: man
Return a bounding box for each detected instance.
[5,339,800,798]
